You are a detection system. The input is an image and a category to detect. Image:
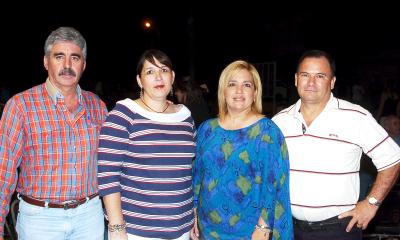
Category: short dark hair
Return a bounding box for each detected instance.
[297,50,336,76]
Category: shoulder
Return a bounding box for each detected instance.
[272,103,297,124]
[107,98,138,116]
[260,117,281,129]
[257,117,285,138]
[81,89,100,100]
[6,84,43,109]
[196,118,219,139]
[334,98,371,117]
[198,118,219,131]
[14,84,43,99]
[81,90,107,108]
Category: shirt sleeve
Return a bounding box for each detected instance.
[360,113,400,171]
[192,121,207,206]
[97,104,130,196]
[0,98,24,236]
[260,122,294,240]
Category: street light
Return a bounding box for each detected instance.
[141,18,160,48]
[144,20,152,29]
[142,19,153,31]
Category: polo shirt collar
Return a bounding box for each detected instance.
[289,93,337,118]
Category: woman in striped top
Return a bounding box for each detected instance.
[98,49,196,240]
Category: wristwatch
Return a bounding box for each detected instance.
[367,196,381,207]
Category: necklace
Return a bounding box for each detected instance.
[139,98,169,113]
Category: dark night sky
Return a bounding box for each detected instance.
[3,4,400,107]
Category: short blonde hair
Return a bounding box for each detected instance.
[217,60,263,120]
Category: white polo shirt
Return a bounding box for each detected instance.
[272,94,400,222]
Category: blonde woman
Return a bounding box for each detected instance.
[191,60,293,240]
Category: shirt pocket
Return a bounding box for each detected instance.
[26,126,63,171]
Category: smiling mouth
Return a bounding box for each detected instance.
[233,97,245,101]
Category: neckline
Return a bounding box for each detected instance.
[217,117,265,131]
[120,98,191,123]
[139,98,169,113]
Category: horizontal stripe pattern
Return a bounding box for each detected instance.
[273,95,400,221]
[98,99,195,239]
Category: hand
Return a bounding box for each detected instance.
[190,213,200,240]
[109,230,128,240]
[251,227,271,240]
[338,199,378,232]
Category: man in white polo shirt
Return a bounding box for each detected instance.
[272,50,400,240]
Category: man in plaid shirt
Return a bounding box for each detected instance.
[0,27,108,240]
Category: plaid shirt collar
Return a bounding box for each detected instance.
[45,78,83,106]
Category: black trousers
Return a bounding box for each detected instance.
[293,216,362,240]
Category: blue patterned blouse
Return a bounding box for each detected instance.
[193,118,293,240]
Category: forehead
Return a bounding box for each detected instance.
[299,57,331,73]
[50,42,82,54]
[143,58,165,68]
[229,69,253,81]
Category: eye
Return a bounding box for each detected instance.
[55,55,64,61]
[71,56,81,62]
[299,73,310,78]
[244,82,253,88]
[145,69,155,75]
[227,82,236,87]
[161,67,171,73]
[315,74,327,80]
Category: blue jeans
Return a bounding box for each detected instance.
[17,196,104,240]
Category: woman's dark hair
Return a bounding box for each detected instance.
[136,49,173,75]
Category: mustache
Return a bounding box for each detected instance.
[59,68,76,77]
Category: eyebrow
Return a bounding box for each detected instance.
[52,52,82,58]
[299,71,328,76]
[71,53,82,58]
[228,79,254,84]
[144,65,168,70]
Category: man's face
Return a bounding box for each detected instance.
[295,57,336,105]
[44,42,86,91]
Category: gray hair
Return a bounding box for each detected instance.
[44,27,87,60]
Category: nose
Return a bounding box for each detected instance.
[63,57,71,68]
[235,85,244,93]
[307,75,317,85]
[154,69,163,80]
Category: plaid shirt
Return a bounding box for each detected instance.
[0,79,108,235]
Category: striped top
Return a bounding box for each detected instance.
[0,79,108,235]
[272,94,400,221]
[98,98,196,239]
